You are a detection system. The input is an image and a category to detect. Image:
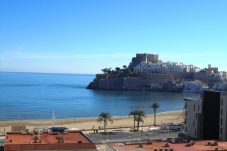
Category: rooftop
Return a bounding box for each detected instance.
[5,131,92,145]
[109,140,227,151]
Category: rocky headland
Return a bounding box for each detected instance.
[87,53,227,92]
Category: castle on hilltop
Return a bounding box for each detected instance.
[87,53,227,92]
[129,53,160,68]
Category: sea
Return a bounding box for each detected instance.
[0,72,200,120]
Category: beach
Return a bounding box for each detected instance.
[0,110,184,132]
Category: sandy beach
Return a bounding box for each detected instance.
[0,110,184,132]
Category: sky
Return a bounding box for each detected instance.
[0,0,227,74]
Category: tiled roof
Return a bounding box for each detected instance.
[5,131,91,145]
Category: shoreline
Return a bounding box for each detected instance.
[0,110,184,130]
[0,109,183,122]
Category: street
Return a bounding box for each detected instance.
[86,128,180,144]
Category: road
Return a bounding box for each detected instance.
[86,129,180,144]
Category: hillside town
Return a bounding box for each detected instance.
[88,53,227,92]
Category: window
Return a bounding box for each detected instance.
[221,108,223,116]
[221,118,223,125]
[185,127,187,132]
[185,111,187,116]
[221,99,223,106]
[194,104,195,110]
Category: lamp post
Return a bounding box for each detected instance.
[106,129,109,142]
[140,122,143,141]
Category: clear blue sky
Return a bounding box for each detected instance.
[0,0,227,74]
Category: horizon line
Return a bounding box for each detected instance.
[0,70,96,75]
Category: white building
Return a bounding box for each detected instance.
[133,61,200,74]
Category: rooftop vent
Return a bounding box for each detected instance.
[164,143,169,147]
[78,141,82,144]
[56,135,64,143]
[33,135,39,143]
[208,141,218,146]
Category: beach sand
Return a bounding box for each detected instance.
[0,110,184,132]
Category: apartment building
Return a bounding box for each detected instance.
[184,98,202,139]
[185,91,227,141]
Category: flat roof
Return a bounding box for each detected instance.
[109,140,227,151]
[5,131,92,145]
[204,90,227,95]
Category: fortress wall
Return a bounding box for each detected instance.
[93,72,195,90]
[96,78,123,89]
[122,78,146,89]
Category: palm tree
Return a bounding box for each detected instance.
[129,110,138,131]
[97,112,113,134]
[136,110,145,131]
[151,102,160,126]
[129,110,145,131]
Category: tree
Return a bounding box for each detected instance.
[97,112,113,134]
[107,68,112,74]
[135,110,145,131]
[122,65,127,69]
[129,110,146,131]
[151,102,160,126]
[115,67,121,72]
[129,110,138,131]
[101,68,108,74]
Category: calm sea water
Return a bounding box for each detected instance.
[0,72,200,120]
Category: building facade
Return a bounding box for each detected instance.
[185,91,227,141]
[133,62,198,74]
[184,98,203,139]
[129,53,159,68]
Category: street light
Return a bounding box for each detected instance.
[106,129,108,142]
[140,122,143,141]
